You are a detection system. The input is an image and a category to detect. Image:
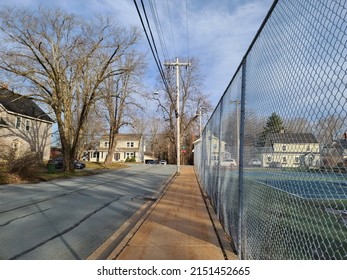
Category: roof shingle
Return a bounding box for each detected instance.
[0,88,54,123]
[266,133,319,145]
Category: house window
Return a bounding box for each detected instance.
[126,152,134,158]
[127,142,134,148]
[212,155,218,161]
[114,153,120,161]
[25,120,31,132]
[104,141,109,148]
[16,117,21,129]
[282,156,287,163]
[306,145,310,152]
[267,156,272,162]
[282,145,287,151]
[295,156,299,163]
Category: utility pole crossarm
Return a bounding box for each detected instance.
[164,61,191,67]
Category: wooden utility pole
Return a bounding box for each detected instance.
[164,58,190,175]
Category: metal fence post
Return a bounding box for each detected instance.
[216,99,224,217]
[238,57,247,259]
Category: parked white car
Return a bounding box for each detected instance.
[220,159,237,167]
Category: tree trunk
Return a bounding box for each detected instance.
[104,126,118,165]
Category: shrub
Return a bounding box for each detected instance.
[0,144,43,183]
[5,151,42,180]
[125,156,136,162]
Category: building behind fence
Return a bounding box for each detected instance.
[194,0,347,259]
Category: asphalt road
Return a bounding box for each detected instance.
[0,164,176,260]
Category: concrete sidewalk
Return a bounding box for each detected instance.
[104,165,237,260]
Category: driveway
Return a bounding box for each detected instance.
[0,164,176,259]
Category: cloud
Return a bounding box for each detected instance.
[0,0,274,106]
[183,1,273,104]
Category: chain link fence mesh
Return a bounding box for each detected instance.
[194,0,347,259]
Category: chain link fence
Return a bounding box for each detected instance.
[194,0,347,259]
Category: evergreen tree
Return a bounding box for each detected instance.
[264,112,285,133]
[257,112,285,146]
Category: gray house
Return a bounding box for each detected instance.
[0,86,54,161]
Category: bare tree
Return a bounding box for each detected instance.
[285,117,313,134]
[316,115,344,146]
[102,52,145,165]
[78,107,105,158]
[0,6,141,171]
[149,117,168,159]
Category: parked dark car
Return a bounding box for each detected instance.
[269,161,282,168]
[47,157,86,169]
[146,160,156,165]
[74,160,86,169]
[47,157,63,169]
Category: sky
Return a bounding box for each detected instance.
[0,0,274,107]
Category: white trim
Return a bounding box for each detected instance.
[0,103,54,124]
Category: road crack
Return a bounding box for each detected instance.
[0,208,52,227]
[9,196,121,260]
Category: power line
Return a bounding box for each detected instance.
[166,0,177,58]
[149,0,169,60]
[133,0,170,93]
[133,0,192,95]
[140,0,163,69]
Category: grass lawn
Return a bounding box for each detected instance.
[0,161,130,184]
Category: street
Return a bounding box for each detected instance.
[0,164,176,260]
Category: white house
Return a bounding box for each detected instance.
[203,130,228,164]
[85,133,144,163]
[0,86,54,161]
[260,132,320,168]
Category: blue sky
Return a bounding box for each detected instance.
[0,0,274,106]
